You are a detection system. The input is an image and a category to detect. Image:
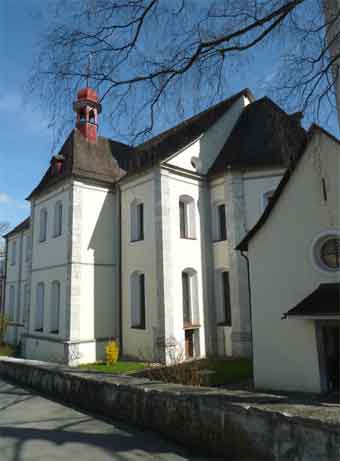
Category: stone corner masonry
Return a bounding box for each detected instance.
[0,357,339,461]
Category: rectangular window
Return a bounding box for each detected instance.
[8,285,15,321]
[11,241,17,265]
[131,273,146,329]
[179,201,187,238]
[23,283,29,323]
[222,272,232,326]
[182,272,192,325]
[50,281,60,334]
[39,209,47,242]
[218,204,227,241]
[35,282,44,332]
[136,203,144,241]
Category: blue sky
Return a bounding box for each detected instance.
[1,0,339,232]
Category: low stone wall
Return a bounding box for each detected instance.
[0,357,339,460]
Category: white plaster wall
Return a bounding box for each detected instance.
[160,170,207,360]
[70,182,116,349]
[167,95,250,174]
[243,170,284,231]
[248,131,340,393]
[121,172,159,360]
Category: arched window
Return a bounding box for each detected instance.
[8,285,15,321]
[216,270,232,326]
[79,109,87,123]
[130,200,144,242]
[35,282,45,332]
[50,281,60,334]
[39,208,48,242]
[179,195,196,239]
[53,201,63,237]
[130,271,146,329]
[89,110,96,124]
[182,268,199,327]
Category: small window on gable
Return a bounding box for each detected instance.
[262,190,275,211]
[179,196,196,239]
[35,282,45,332]
[130,271,146,329]
[182,269,199,327]
[39,208,48,242]
[53,201,63,238]
[11,240,17,265]
[50,281,60,334]
[131,201,144,242]
[216,270,232,326]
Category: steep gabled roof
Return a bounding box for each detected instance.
[237,125,340,251]
[209,97,307,175]
[3,217,30,239]
[124,89,253,174]
[27,130,133,200]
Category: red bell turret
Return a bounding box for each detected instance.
[73,87,102,142]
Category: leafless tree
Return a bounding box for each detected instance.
[29,0,340,144]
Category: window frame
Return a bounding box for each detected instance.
[179,196,196,240]
[216,270,232,326]
[35,282,45,332]
[130,200,144,242]
[53,201,63,238]
[50,281,60,334]
[39,208,48,243]
[130,271,146,329]
[181,268,200,328]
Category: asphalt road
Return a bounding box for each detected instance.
[0,378,213,461]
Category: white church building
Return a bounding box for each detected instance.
[3,87,307,366]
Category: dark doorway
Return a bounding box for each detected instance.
[185,329,194,359]
[323,326,339,393]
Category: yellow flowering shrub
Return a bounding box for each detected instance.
[105,339,119,365]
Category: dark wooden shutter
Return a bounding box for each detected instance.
[222,271,232,326]
[137,203,144,240]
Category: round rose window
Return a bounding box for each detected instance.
[319,238,340,270]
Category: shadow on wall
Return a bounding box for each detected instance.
[88,192,117,357]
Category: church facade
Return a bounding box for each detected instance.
[3,87,306,365]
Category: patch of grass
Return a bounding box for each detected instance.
[193,357,253,385]
[78,361,147,374]
[0,344,15,357]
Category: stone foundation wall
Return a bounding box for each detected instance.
[0,358,339,460]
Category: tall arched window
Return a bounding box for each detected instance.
[130,271,146,329]
[39,208,48,242]
[53,201,63,238]
[50,281,60,334]
[179,195,196,239]
[216,270,232,326]
[182,268,199,326]
[8,285,15,321]
[35,282,45,332]
[130,200,144,242]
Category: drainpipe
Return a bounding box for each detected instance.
[240,250,254,368]
[117,186,123,354]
